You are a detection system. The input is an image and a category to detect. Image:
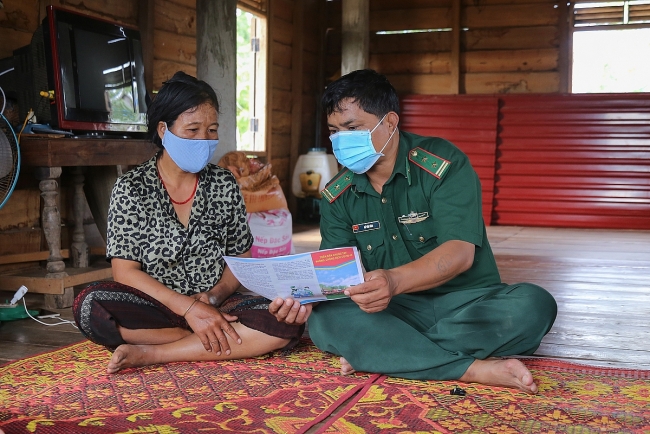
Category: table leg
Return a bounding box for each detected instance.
[71,167,89,268]
[35,167,73,308]
[35,167,66,276]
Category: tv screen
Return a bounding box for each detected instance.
[44,6,147,133]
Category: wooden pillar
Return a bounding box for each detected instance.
[341,0,369,75]
[288,1,304,215]
[450,0,461,94]
[558,1,573,93]
[196,0,238,163]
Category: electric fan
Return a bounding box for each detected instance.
[0,112,20,210]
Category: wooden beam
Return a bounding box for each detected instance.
[0,263,112,294]
[138,0,155,94]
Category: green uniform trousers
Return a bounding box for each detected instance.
[308,282,557,380]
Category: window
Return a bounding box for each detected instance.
[571,1,650,93]
[236,8,267,152]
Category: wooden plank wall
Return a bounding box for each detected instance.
[269,0,295,192]
[494,93,650,229]
[268,0,321,194]
[399,95,498,224]
[152,0,197,88]
[325,0,561,94]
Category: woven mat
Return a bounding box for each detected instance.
[2,342,649,434]
[316,358,650,433]
[0,339,375,433]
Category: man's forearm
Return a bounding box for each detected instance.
[391,240,475,295]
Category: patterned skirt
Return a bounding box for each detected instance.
[73,281,304,351]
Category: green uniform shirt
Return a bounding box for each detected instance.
[320,130,501,293]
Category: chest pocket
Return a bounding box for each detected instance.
[354,230,385,271]
[400,217,439,256]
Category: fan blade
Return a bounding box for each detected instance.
[0,128,13,179]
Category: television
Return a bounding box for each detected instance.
[14,6,148,134]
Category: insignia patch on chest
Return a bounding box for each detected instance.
[352,221,380,233]
[398,211,430,224]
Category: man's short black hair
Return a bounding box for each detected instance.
[147,71,220,148]
[321,69,400,118]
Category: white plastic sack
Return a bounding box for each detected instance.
[247,208,293,258]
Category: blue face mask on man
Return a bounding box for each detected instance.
[329,113,398,174]
[161,124,219,173]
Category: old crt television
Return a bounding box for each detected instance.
[15,6,147,133]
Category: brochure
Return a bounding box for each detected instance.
[223,247,364,304]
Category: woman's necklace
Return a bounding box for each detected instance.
[158,170,199,205]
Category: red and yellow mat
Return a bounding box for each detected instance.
[1,340,649,433]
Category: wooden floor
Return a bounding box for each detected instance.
[1,225,650,371]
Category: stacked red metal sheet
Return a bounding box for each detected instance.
[400,93,650,230]
[495,93,650,229]
[400,94,499,225]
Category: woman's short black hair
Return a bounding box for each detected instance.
[147,71,220,148]
[321,69,400,119]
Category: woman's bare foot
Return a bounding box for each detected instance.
[459,358,538,394]
[107,344,159,374]
[340,357,356,375]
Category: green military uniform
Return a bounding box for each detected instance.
[309,131,557,380]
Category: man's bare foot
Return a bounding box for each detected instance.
[107,344,157,374]
[340,357,356,375]
[459,358,538,394]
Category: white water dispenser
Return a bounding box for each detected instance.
[291,148,339,199]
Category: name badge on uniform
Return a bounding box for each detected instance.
[352,221,380,233]
[398,211,429,224]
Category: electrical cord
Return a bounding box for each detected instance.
[17,109,35,144]
[0,68,13,115]
[21,298,78,328]
[0,85,5,116]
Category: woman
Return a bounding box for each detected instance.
[73,71,303,374]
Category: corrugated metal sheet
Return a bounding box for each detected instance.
[494,93,650,229]
[400,95,498,225]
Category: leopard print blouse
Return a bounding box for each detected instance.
[106,155,253,295]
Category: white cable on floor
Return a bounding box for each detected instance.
[22,298,78,329]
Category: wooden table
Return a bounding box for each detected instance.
[0,136,157,307]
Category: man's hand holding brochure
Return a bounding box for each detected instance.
[224,247,364,304]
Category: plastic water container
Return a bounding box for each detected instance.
[291,148,339,198]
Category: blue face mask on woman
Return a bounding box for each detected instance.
[162,124,219,173]
[330,114,397,174]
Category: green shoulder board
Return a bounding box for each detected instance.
[408,147,451,179]
[320,169,353,203]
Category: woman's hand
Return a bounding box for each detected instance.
[269,297,314,325]
[184,300,242,355]
[192,291,222,306]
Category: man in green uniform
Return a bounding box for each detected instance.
[270,69,557,393]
